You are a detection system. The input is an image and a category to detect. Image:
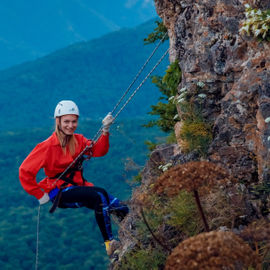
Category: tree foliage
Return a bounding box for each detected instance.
[144,20,168,44]
[144,60,181,133]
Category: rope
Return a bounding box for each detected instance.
[92,47,170,142]
[110,32,168,115]
[35,205,41,270]
[112,48,169,121]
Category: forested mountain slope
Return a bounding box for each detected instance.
[0,18,168,131]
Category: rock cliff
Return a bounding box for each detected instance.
[156,0,270,183]
[110,1,270,269]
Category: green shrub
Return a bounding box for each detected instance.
[118,247,166,270]
[176,82,212,157]
[144,60,181,133]
[144,20,168,44]
[179,119,212,156]
[167,191,202,236]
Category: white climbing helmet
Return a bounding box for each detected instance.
[54,100,80,118]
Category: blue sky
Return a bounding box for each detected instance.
[0,0,157,70]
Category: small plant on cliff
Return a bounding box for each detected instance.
[176,82,212,157]
[132,189,202,257]
[166,190,203,237]
[165,231,260,270]
[158,162,173,172]
[144,60,181,134]
[154,161,233,232]
[240,4,270,41]
[138,191,202,240]
[144,20,168,44]
[240,219,270,268]
[117,246,166,270]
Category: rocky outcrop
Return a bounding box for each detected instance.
[110,143,202,268]
[155,0,270,183]
[112,144,181,264]
[109,1,270,268]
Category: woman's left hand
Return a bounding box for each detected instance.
[38,193,50,205]
[102,113,114,133]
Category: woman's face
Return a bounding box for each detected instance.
[58,114,78,135]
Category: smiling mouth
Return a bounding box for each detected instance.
[65,129,74,133]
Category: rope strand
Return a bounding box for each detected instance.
[35,205,41,270]
[92,47,169,142]
[113,48,169,121]
[110,32,168,115]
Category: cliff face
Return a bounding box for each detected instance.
[155,0,270,183]
[110,1,270,269]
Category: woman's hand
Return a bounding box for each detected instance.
[102,113,114,133]
[38,193,50,205]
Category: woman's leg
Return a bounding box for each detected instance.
[57,186,113,241]
[85,187,129,221]
[107,193,129,221]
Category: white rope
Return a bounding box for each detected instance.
[35,205,41,270]
[113,48,169,121]
[110,33,168,115]
[92,47,170,142]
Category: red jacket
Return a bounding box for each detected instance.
[19,132,109,200]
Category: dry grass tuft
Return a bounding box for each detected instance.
[240,219,270,265]
[240,219,270,243]
[154,161,233,197]
[165,231,260,270]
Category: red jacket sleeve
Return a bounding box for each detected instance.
[19,142,48,200]
[88,133,109,157]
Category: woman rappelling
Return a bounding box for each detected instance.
[19,100,129,257]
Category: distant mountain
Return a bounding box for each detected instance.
[0,19,169,131]
[0,0,156,69]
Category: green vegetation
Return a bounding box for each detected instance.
[144,20,168,44]
[144,60,181,145]
[176,82,212,157]
[119,247,166,270]
[240,4,270,40]
[167,191,202,236]
[142,20,180,145]
[138,192,201,238]
[116,191,201,270]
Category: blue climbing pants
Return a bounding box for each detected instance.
[49,186,128,241]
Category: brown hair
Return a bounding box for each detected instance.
[55,120,78,156]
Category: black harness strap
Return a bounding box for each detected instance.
[49,155,87,213]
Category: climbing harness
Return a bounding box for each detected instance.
[49,154,90,213]
[35,33,168,270]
